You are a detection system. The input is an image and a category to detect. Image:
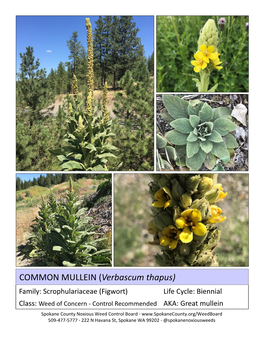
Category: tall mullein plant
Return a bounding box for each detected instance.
[49,18,117,171]
[148,174,227,266]
[191,19,223,92]
[26,178,112,266]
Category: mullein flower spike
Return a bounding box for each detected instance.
[148,174,227,267]
[191,19,222,92]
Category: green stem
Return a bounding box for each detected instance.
[199,69,210,92]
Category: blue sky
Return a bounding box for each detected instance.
[16,174,47,182]
[16,15,154,75]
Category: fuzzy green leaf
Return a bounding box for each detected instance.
[199,139,213,154]
[189,115,200,128]
[175,145,186,158]
[225,133,239,148]
[165,130,188,146]
[204,153,216,169]
[170,118,193,133]
[212,107,232,122]
[186,141,200,158]
[61,160,84,170]
[160,108,174,124]
[205,122,214,131]
[165,146,177,161]
[157,134,167,148]
[156,153,164,170]
[199,103,213,123]
[213,118,238,136]
[188,101,204,116]
[187,131,198,142]
[186,148,206,170]
[208,130,223,143]
[162,95,189,119]
[211,141,230,159]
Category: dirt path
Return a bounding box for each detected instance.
[47,90,118,119]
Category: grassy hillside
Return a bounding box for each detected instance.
[16,178,106,253]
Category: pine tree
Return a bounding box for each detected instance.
[56,62,68,94]
[48,68,57,94]
[16,177,22,191]
[93,16,145,89]
[93,16,106,87]
[111,58,154,170]
[116,16,144,79]
[16,47,62,171]
[16,46,54,126]
[147,52,154,76]
[66,31,84,92]
[38,175,45,187]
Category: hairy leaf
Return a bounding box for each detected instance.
[165,129,188,145]
[213,118,238,136]
[199,103,213,122]
[225,133,239,148]
[189,115,200,128]
[211,141,230,159]
[162,95,189,119]
[170,118,193,133]
[157,133,167,148]
[186,141,200,158]
[186,148,206,170]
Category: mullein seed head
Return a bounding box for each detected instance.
[86,18,94,102]
[69,177,73,192]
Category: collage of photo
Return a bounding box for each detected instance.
[16,15,249,269]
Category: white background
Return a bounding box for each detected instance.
[2,1,262,340]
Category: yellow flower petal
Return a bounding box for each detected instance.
[152,201,165,208]
[160,235,170,247]
[164,200,171,209]
[191,209,202,224]
[207,45,215,53]
[169,239,178,250]
[179,227,193,243]
[175,217,186,229]
[193,222,207,236]
[200,44,207,52]
[162,226,172,235]
[154,188,166,201]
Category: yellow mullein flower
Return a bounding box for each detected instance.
[197,44,218,63]
[191,53,208,73]
[160,225,179,250]
[175,209,207,243]
[213,184,227,202]
[152,187,172,208]
[206,205,226,224]
[212,56,223,70]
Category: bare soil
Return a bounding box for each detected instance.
[47,90,118,118]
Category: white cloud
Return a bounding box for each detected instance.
[46,50,52,53]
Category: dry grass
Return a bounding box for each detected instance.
[16,207,39,246]
[49,89,123,118]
